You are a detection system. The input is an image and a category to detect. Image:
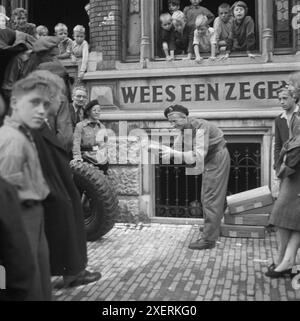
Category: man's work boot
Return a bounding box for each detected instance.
[55,270,102,289]
[188,238,216,250]
[67,270,101,287]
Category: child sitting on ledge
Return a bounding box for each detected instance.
[71,25,89,80]
[160,13,175,61]
[230,1,255,58]
[193,15,215,63]
[55,23,73,59]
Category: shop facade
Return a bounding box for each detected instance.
[2,0,300,222]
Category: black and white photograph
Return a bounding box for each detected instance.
[0,0,300,308]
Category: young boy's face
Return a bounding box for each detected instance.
[168,3,180,14]
[219,8,230,23]
[190,0,201,6]
[278,90,295,112]
[14,13,27,27]
[161,18,172,31]
[11,88,51,129]
[233,6,246,21]
[56,28,68,41]
[173,19,185,32]
[74,31,85,44]
[196,25,208,36]
[38,29,48,38]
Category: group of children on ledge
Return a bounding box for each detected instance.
[3,7,89,79]
[160,0,255,62]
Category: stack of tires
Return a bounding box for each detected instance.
[70,161,119,241]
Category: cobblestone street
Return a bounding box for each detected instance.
[52,223,300,301]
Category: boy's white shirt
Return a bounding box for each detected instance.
[193,27,215,47]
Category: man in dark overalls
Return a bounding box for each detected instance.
[162,105,231,250]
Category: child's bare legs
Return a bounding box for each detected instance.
[182,53,192,61]
[275,231,300,272]
[168,50,175,61]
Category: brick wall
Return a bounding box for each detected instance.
[89,0,122,70]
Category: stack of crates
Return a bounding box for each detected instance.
[221,186,274,239]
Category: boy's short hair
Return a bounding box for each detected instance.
[168,0,180,6]
[36,25,49,35]
[12,7,27,18]
[172,10,185,22]
[277,85,298,100]
[160,13,172,23]
[278,84,300,103]
[26,70,66,111]
[231,1,248,15]
[218,3,231,11]
[55,23,68,33]
[27,70,65,94]
[11,76,53,99]
[195,14,208,27]
[73,25,85,34]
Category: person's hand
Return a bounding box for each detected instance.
[71,55,77,63]
[78,71,85,80]
[160,148,174,163]
[195,56,204,64]
[248,53,256,59]
[160,149,183,163]
[218,53,229,61]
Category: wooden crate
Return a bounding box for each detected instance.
[221,224,266,239]
[226,186,274,215]
[224,213,269,226]
[232,204,274,215]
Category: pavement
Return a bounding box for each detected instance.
[52,223,300,301]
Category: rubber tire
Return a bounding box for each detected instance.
[70,160,119,241]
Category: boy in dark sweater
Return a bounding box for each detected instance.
[230,1,255,58]
[183,0,214,28]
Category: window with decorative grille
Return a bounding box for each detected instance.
[155,141,261,218]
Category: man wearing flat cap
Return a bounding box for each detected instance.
[162,105,230,250]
